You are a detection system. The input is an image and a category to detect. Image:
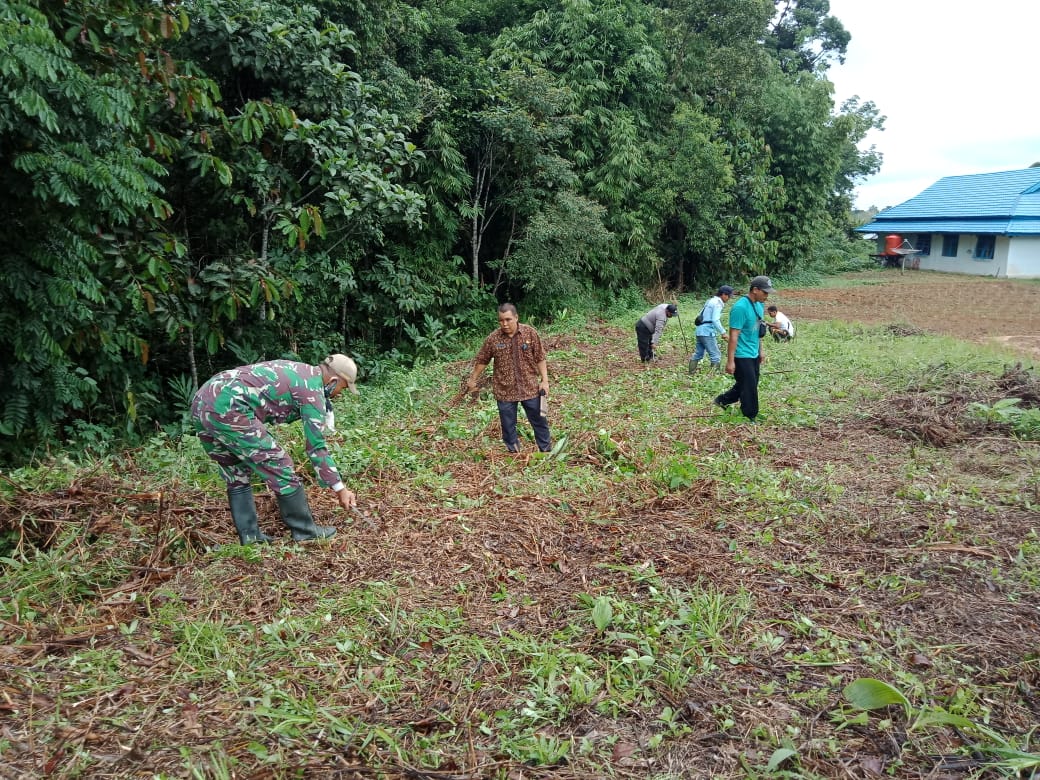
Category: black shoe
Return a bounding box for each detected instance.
[713,397,729,409]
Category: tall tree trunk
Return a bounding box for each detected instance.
[494,209,518,294]
[187,326,198,390]
[341,297,348,346]
[470,135,502,284]
[676,222,686,292]
[470,163,484,282]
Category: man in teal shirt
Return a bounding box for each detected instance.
[715,276,774,420]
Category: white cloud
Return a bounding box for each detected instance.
[825,0,1040,210]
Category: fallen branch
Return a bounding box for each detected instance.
[446,375,489,408]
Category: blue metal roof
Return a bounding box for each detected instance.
[1016,192,1040,217]
[857,167,1040,235]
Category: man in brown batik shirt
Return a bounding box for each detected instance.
[466,303,552,453]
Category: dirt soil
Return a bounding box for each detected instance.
[779,270,1040,358]
[1,272,1039,779]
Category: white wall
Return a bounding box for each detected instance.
[914,234,1010,277]
[877,233,1040,278]
[1006,236,1040,278]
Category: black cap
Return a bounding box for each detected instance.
[717,285,734,296]
[665,304,677,315]
[749,275,775,293]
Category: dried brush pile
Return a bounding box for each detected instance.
[861,363,1039,446]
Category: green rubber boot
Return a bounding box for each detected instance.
[227,485,273,545]
[276,487,336,541]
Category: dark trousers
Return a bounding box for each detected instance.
[497,397,552,452]
[716,357,760,420]
[635,321,654,362]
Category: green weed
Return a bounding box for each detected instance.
[839,677,1040,774]
[4,272,1039,779]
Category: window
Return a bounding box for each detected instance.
[941,235,959,257]
[913,234,931,256]
[974,235,995,260]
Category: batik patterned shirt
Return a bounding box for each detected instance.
[474,324,545,402]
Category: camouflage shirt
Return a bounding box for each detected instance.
[474,323,546,402]
[193,360,342,488]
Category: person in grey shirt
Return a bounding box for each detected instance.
[635,303,677,363]
[689,285,733,373]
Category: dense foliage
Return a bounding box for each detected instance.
[0,0,882,460]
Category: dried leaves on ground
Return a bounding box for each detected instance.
[2,274,1039,779]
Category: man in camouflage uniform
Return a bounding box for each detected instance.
[192,355,358,544]
[466,303,552,453]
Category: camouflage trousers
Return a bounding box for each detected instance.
[192,403,302,495]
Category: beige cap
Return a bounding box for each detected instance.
[323,354,359,394]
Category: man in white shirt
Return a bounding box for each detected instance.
[766,305,794,341]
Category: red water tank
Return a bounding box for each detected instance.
[884,234,902,254]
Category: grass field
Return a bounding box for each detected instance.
[2,270,1039,779]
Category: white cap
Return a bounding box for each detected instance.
[323,354,359,394]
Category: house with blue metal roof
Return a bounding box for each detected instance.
[856,167,1040,278]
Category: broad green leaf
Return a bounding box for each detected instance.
[842,678,911,715]
[765,747,798,772]
[591,596,612,631]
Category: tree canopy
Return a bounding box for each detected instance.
[0,0,883,460]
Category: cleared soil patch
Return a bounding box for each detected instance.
[777,270,1040,358]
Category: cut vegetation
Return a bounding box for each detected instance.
[2,271,1039,779]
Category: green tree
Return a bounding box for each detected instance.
[0,0,217,451]
[644,103,734,290]
[649,0,786,281]
[653,0,774,116]
[164,0,426,364]
[767,0,850,74]
[464,65,579,290]
[829,96,885,221]
[755,73,846,270]
[501,191,614,307]
[717,119,785,275]
[493,0,669,285]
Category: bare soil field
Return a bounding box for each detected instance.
[779,270,1040,358]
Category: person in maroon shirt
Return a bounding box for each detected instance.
[466,303,552,453]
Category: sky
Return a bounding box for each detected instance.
[823,1,1040,211]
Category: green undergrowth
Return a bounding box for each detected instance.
[2,273,1039,778]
